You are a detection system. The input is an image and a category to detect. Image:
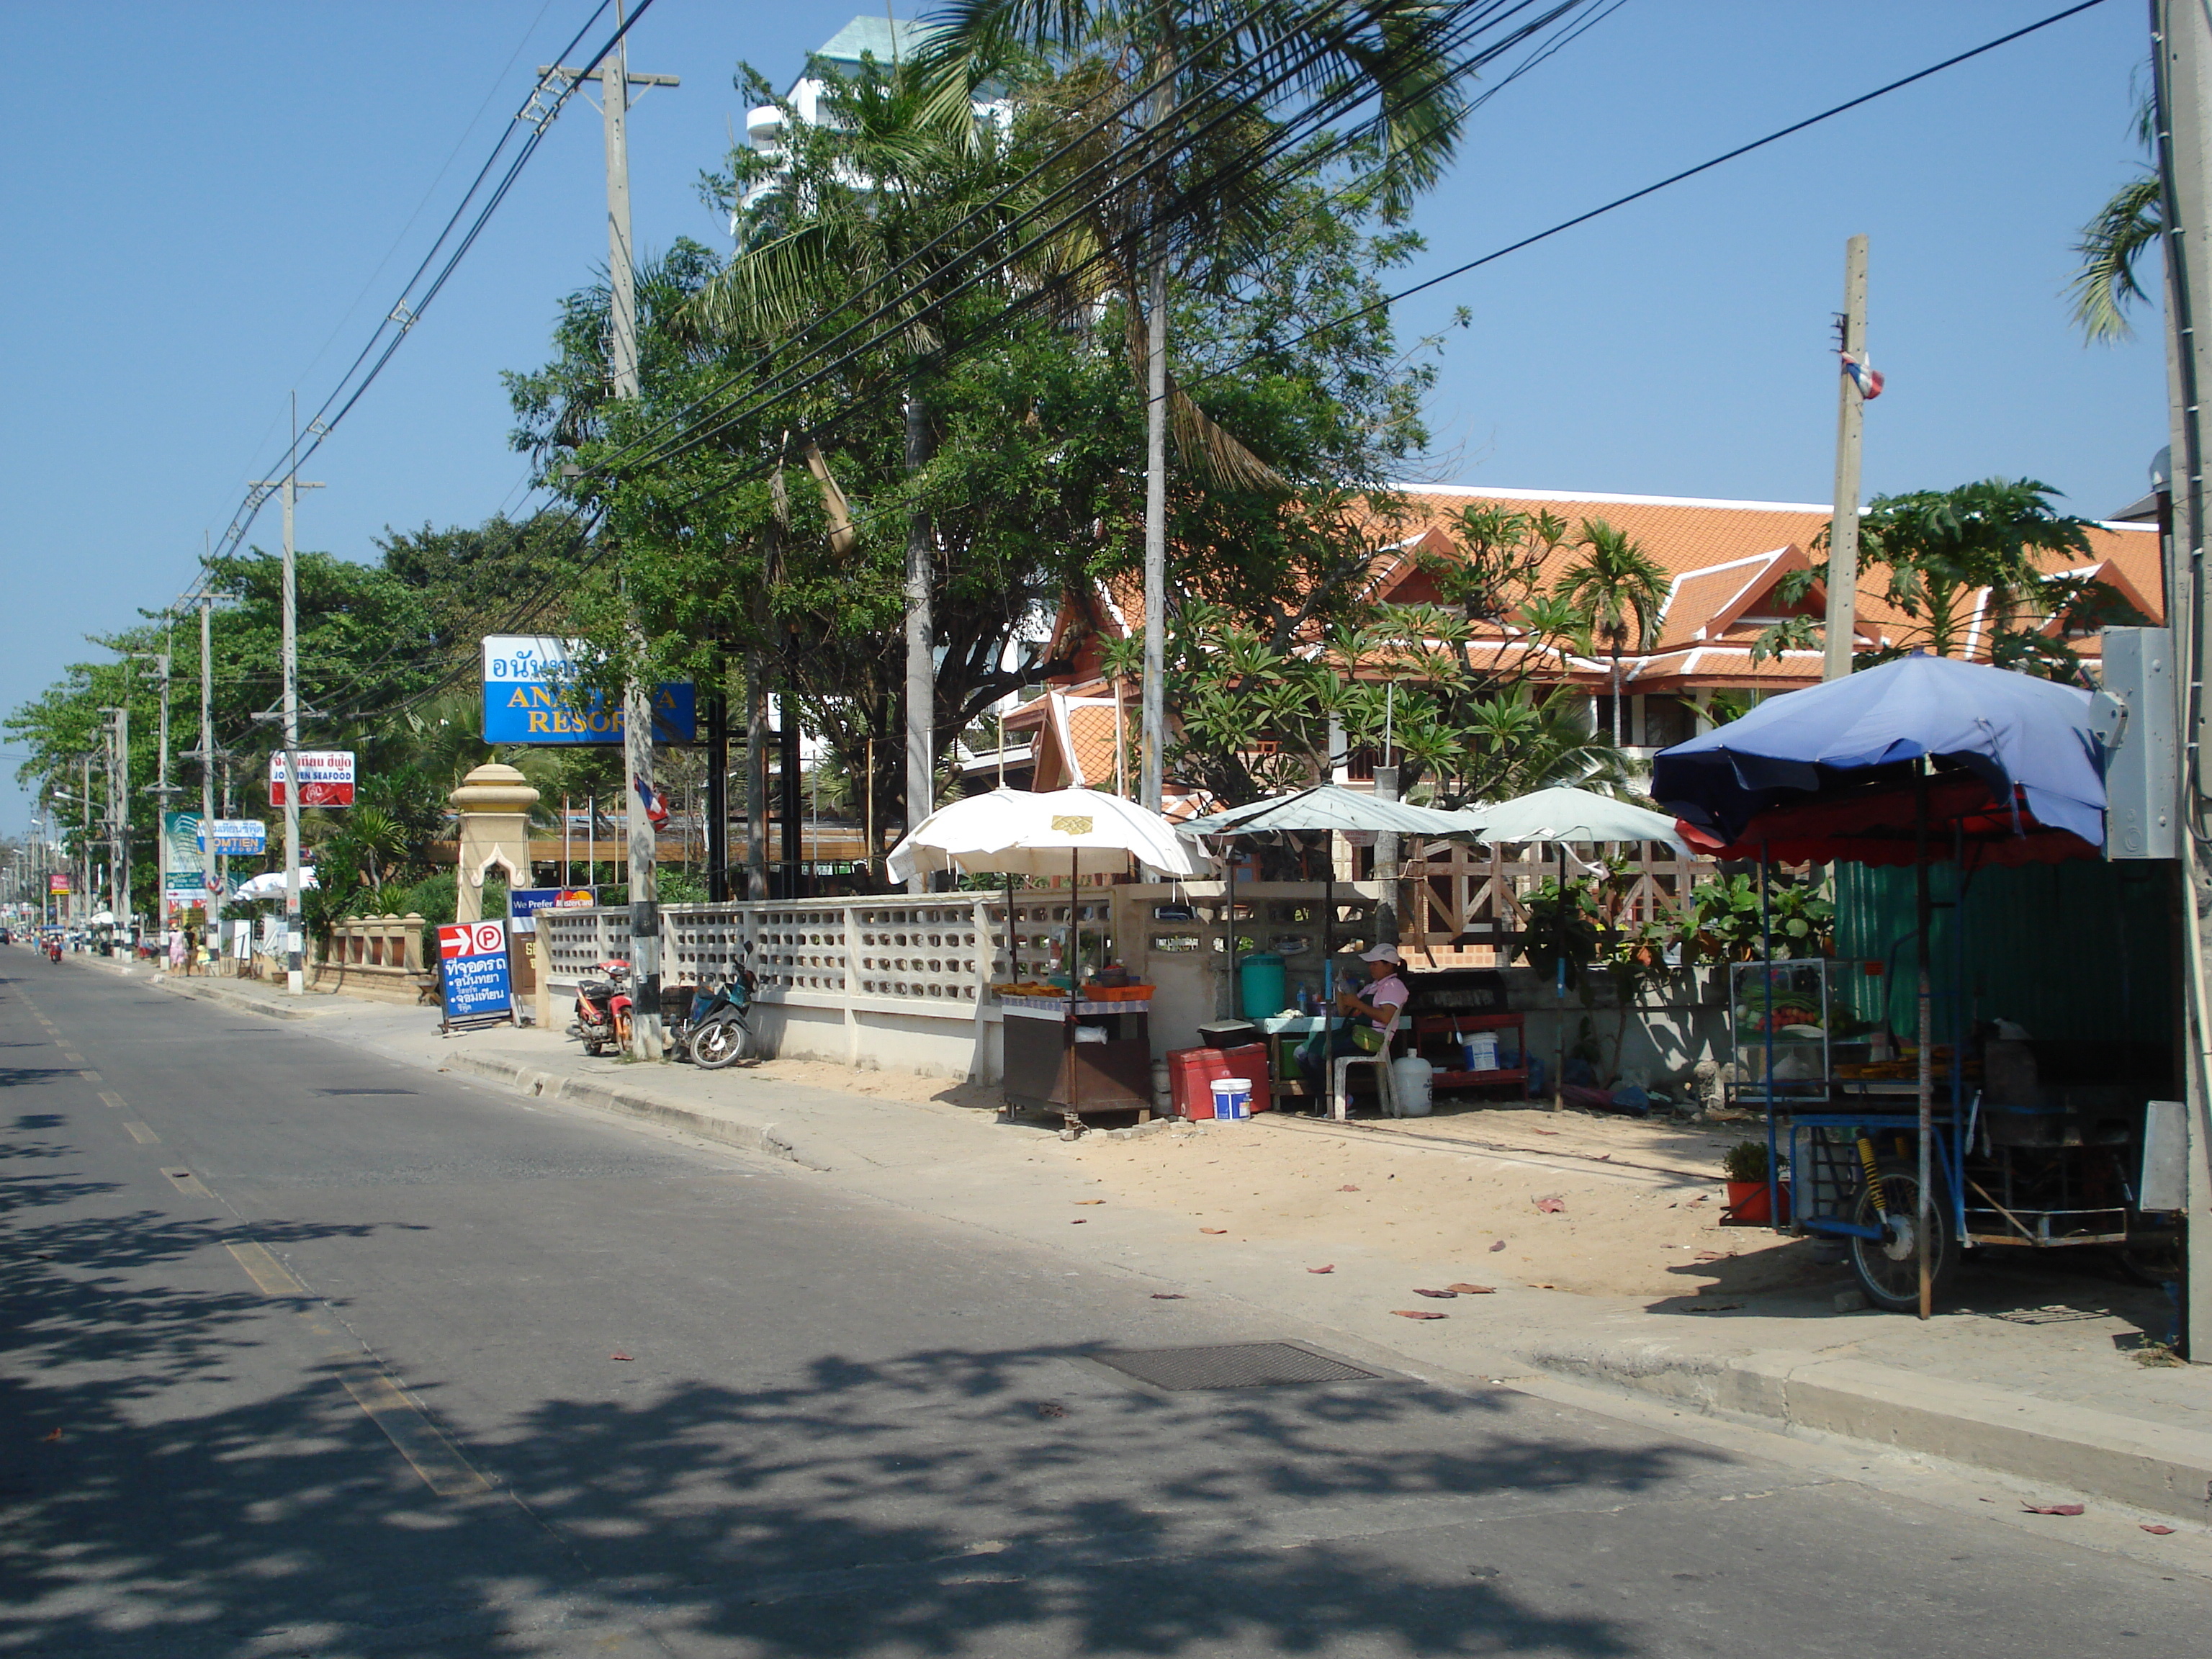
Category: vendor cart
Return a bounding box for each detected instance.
[1658,655,2175,1316]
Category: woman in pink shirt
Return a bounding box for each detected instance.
[1295,943,1409,1097]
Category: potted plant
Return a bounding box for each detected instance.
[1722,1138,1787,1223]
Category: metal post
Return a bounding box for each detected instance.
[1822,234,1869,681]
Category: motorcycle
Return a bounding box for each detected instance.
[570,958,634,1056]
[678,959,757,1070]
[47,939,62,965]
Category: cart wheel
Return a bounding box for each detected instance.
[2112,1237,2182,1288]
[1848,1161,1955,1313]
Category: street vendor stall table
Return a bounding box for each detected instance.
[887,787,1210,1137]
[1655,654,2145,1317]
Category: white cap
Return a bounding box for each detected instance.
[1359,943,1403,965]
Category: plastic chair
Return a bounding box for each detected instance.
[1329,1052,1397,1121]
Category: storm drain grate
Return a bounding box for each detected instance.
[313,1088,420,1097]
[1089,1342,1380,1391]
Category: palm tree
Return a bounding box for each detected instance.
[1553,518,1667,745]
[2069,88,2159,343]
[691,48,1056,878]
[931,1,1483,806]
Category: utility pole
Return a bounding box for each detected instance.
[547,12,678,1056]
[2154,0,2212,1362]
[99,705,127,940]
[136,649,176,945]
[193,596,224,958]
[904,392,935,891]
[250,398,323,996]
[1821,234,1869,682]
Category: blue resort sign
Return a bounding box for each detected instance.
[480,635,696,745]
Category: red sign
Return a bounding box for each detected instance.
[269,750,356,807]
[48,873,69,894]
[438,920,510,961]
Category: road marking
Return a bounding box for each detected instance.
[225,1240,307,1296]
[215,1233,494,1501]
[161,1167,215,1199]
[122,1121,160,1145]
[60,1052,84,1064]
[97,1091,125,1110]
[330,1356,493,1498]
[80,1070,102,1083]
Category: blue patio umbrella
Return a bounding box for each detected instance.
[1649,655,2108,1320]
[1651,655,2105,852]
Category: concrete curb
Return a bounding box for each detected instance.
[1528,1339,2212,1523]
[151,976,328,1021]
[436,1051,825,1169]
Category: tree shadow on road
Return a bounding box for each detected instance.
[2,1129,1722,1658]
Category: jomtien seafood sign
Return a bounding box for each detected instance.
[269,751,356,807]
[480,635,696,745]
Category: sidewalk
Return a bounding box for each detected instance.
[149,966,2212,1525]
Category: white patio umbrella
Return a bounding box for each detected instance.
[234,868,318,901]
[1455,786,1689,855]
[887,788,1211,881]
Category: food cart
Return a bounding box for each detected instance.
[1656,656,2176,1316]
[886,786,1210,1137]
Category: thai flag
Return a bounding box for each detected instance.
[1841,351,1884,400]
[634,775,670,830]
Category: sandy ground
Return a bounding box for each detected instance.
[1072,1099,1841,1303]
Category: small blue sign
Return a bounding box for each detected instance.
[437,920,513,1023]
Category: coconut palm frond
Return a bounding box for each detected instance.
[2069,171,2162,344]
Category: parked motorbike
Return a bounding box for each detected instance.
[678,960,757,1070]
[570,958,634,1056]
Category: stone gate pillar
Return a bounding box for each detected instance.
[449,763,540,924]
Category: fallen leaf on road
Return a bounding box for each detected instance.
[1070,1218,1087,1224]
[1534,1197,1565,1214]
[2141,1524,2176,1535]
[1200,1228,1228,1235]
[1593,1154,1611,1161]
[1074,1199,1105,1205]
[1683,1303,1743,1313]
[1532,1129,1557,1136]
[2023,1503,2085,1516]
[1444,1283,1496,1295]
[1307,1264,1335,1274]
[609,1353,634,1362]
[1338,1184,1360,1192]
[42,1429,60,1442]
[1411,1288,1457,1299]
[1036,1402,1066,1419]
[1390,1310,1447,1320]
[1689,1195,1708,1205]
[1488,1239,1507,1252]
[1150,1292,1187,1300]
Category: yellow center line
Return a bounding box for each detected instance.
[215,1218,492,1500]
[122,1121,160,1145]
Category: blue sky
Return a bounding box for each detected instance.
[0,1,2163,834]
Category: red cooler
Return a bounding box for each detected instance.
[1165,1043,1274,1119]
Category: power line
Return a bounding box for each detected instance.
[1193,0,2116,394]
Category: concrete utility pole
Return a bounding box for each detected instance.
[138,649,175,940]
[1821,234,1869,682]
[195,597,224,954]
[2153,0,2212,1361]
[904,393,934,891]
[100,705,127,938]
[250,401,323,997]
[546,12,678,1056]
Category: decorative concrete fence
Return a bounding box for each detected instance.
[312,912,430,1002]
[538,881,1734,1087]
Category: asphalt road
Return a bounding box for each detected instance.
[2,951,2203,1658]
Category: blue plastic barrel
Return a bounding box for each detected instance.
[1238,952,1288,1019]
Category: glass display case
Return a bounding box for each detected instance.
[1730,957,1833,1107]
